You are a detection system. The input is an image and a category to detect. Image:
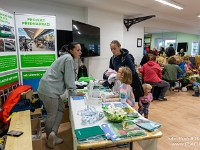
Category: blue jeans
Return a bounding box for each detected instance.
[138,102,150,116]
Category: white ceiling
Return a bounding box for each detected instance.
[32,0,200,34]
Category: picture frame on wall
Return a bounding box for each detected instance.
[137,38,142,47]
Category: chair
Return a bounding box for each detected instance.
[175,78,183,92]
[168,78,183,92]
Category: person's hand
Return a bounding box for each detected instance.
[77,92,85,96]
[140,106,144,110]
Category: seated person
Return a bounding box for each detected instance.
[158,47,165,56]
[190,77,200,97]
[176,57,185,78]
[176,57,186,87]
[139,55,170,101]
[162,56,182,90]
[152,47,158,56]
[178,48,185,57]
[184,56,193,75]
[140,50,153,66]
[156,56,166,67]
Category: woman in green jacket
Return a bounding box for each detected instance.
[162,56,182,90]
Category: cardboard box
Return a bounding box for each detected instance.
[31,118,42,150]
[61,107,69,123]
[21,89,33,100]
[30,108,42,119]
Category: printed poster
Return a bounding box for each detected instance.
[0,8,18,73]
[15,14,57,69]
[21,70,46,92]
[0,72,19,103]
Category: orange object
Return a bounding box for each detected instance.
[1,85,32,124]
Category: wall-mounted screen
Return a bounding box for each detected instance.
[72,20,100,57]
[177,42,188,52]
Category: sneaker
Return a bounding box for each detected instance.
[158,97,167,101]
[55,136,64,145]
[47,132,56,149]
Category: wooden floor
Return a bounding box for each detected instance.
[42,90,200,150]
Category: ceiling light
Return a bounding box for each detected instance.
[144,32,149,34]
[197,14,200,18]
[73,25,78,30]
[155,0,184,10]
[78,31,81,34]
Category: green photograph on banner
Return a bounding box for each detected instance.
[20,54,55,68]
[0,72,19,102]
[18,28,55,52]
[0,9,16,53]
[0,55,17,73]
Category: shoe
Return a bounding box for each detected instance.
[192,92,199,97]
[158,97,167,101]
[55,136,64,145]
[116,143,130,148]
[47,132,56,149]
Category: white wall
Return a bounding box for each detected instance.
[0,0,85,30]
[86,8,124,79]
[0,0,145,79]
[123,24,144,65]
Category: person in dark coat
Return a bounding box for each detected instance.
[166,44,175,57]
[109,40,144,102]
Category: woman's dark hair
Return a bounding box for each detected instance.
[149,55,156,61]
[168,56,177,64]
[160,47,165,51]
[145,50,153,61]
[60,42,79,56]
[148,50,153,54]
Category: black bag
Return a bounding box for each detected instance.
[77,65,88,80]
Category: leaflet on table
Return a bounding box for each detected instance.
[132,118,162,132]
[102,102,129,108]
[74,125,106,143]
[71,96,85,100]
[101,121,146,142]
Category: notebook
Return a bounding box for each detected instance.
[74,125,105,140]
[101,121,146,142]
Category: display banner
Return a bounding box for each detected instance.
[15,14,57,69]
[21,70,46,92]
[0,72,19,102]
[0,8,18,73]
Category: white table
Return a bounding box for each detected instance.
[69,97,162,150]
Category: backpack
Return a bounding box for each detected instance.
[112,54,144,102]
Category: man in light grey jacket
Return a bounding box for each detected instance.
[38,42,83,149]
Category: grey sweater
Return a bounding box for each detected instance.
[38,54,77,98]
